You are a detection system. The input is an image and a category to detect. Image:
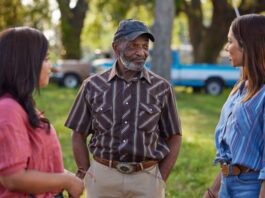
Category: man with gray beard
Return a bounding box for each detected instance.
[65,19,182,198]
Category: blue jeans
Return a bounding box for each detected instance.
[219,172,261,198]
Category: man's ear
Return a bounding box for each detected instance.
[112,42,120,58]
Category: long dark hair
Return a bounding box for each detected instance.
[230,14,265,101]
[0,27,50,129]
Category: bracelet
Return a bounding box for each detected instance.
[77,168,87,175]
[207,188,216,198]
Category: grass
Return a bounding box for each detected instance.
[34,84,230,198]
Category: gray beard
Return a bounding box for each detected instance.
[120,54,145,72]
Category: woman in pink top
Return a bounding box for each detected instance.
[0,27,84,197]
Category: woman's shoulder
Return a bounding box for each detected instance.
[0,94,21,109]
[0,94,26,122]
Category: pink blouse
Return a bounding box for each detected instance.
[0,94,64,198]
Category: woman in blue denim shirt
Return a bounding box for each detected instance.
[204,14,265,198]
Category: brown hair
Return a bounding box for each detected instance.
[230,14,265,101]
[0,27,50,129]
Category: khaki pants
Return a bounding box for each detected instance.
[84,160,166,198]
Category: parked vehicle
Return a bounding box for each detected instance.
[169,49,240,95]
[51,50,112,88]
[92,49,241,95]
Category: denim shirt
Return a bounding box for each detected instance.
[214,82,265,180]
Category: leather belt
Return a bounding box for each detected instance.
[29,192,63,198]
[220,163,258,176]
[93,156,157,174]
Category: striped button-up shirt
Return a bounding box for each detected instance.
[214,82,265,179]
[65,64,181,162]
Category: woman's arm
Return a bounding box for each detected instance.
[259,180,265,198]
[203,171,221,198]
[0,169,84,198]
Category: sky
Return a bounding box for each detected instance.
[21,0,62,40]
[21,0,62,24]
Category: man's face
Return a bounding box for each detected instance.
[119,35,149,71]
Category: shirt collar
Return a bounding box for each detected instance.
[140,67,151,84]
[108,61,151,84]
[108,61,118,81]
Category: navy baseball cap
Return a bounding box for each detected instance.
[113,19,155,42]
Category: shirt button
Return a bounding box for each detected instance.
[124,121,128,124]
[123,140,126,143]
[150,108,152,112]
[125,102,128,105]
[100,108,103,111]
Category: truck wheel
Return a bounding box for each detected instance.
[205,79,223,95]
[63,74,80,88]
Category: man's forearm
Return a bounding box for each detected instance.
[72,131,90,179]
[159,134,182,181]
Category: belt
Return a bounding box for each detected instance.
[93,156,158,174]
[220,163,258,176]
[29,192,64,198]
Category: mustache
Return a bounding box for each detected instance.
[130,57,146,62]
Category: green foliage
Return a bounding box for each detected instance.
[23,0,51,30]
[0,0,24,29]
[34,84,229,197]
[95,0,154,23]
[81,0,154,50]
[0,0,51,31]
[57,0,88,59]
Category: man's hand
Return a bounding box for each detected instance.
[72,131,90,179]
[159,134,181,181]
[76,168,87,179]
[65,174,84,198]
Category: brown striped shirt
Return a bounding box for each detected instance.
[65,64,182,162]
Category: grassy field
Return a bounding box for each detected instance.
[35,84,230,198]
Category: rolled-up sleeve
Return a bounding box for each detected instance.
[0,123,30,176]
[159,85,182,138]
[65,81,92,135]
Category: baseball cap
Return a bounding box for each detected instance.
[113,19,155,42]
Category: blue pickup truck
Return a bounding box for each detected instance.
[92,49,241,95]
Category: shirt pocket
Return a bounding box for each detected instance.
[234,103,256,137]
[138,102,161,132]
[92,105,113,131]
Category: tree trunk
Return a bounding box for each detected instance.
[195,1,235,63]
[182,0,265,63]
[151,0,175,81]
[57,0,88,59]
[183,0,204,63]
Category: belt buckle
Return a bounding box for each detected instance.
[116,163,134,174]
[221,163,229,176]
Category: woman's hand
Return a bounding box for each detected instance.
[65,171,84,198]
[259,180,265,198]
[202,171,221,198]
[203,188,218,198]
